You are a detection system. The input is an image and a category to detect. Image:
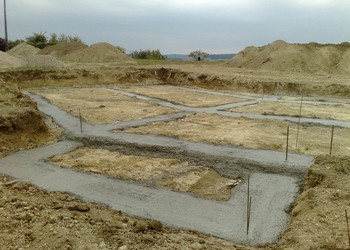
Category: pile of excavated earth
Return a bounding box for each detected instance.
[0,81,61,157]
[228,40,350,74]
[0,41,134,69]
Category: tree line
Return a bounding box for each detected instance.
[1,32,210,61]
[0,32,83,51]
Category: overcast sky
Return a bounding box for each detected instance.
[3,0,350,53]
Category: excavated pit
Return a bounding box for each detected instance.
[0,86,321,245]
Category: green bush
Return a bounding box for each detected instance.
[25,32,84,49]
[130,49,165,60]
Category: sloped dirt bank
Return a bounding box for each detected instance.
[1,65,350,97]
[0,81,62,157]
[274,155,350,250]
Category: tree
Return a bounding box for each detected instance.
[48,33,59,46]
[116,46,126,54]
[189,50,209,61]
[0,38,6,51]
[24,32,84,49]
[26,32,48,49]
[57,33,83,43]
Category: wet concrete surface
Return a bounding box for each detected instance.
[0,141,299,245]
[27,92,314,177]
[0,88,320,245]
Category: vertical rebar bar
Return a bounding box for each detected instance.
[247,196,252,235]
[286,125,289,161]
[329,125,335,156]
[346,209,350,247]
[79,109,83,133]
[246,175,250,235]
[295,91,304,150]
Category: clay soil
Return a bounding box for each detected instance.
[35,87,178,124]
[114,84,247,107]
[231,101,350,121]
[50,147,239,201]
[122,113,350,156]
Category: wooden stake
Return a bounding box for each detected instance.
[79,108,83,133]
[330,125,335,156]
[286,125,289,161]
[346,209,350,247]
[295,91,304,150]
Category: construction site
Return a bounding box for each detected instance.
[1,40,350,249]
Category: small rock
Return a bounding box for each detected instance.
[12,182,31,190]
[142,234,154,243]
[52,202,64,210]
[76,204,90,212]
[118,246,128,250]
[3,180,16,187]
[68,203,90,212]
[199,239,206,244]
[148,220,163,231]
[134,221,148,233]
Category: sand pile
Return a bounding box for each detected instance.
[7,42,40,58]
[62,42,133,63]
[0,52,24,68]
[23,55,66,68]
[228,40,350,74]
[39,42,87,58]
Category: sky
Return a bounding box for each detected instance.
[2,0,350,54]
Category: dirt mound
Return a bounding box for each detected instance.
[39,42,88,58]
[228,40,350,74]
[7,42,40,58]
[62,42,134,63]
[0,81,47,132]
[23,55,66,68]
[0,51,24,68]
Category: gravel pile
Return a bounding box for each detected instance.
[0,51,24,68]
[23,55,66,68]
[62,42,134,63]
[39,42,88,58]
[7,42,40,58]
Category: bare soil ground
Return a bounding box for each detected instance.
[1,63,350,249]
[232,101,350,121]
[122,113,350,156]
[0,176,248,250]
[0,117,63,158]
[114,85,247,107]
[35,87,178,124]
[274,155,350,250]
[50,147,239,201]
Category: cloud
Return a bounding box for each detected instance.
[5,0,350,53]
